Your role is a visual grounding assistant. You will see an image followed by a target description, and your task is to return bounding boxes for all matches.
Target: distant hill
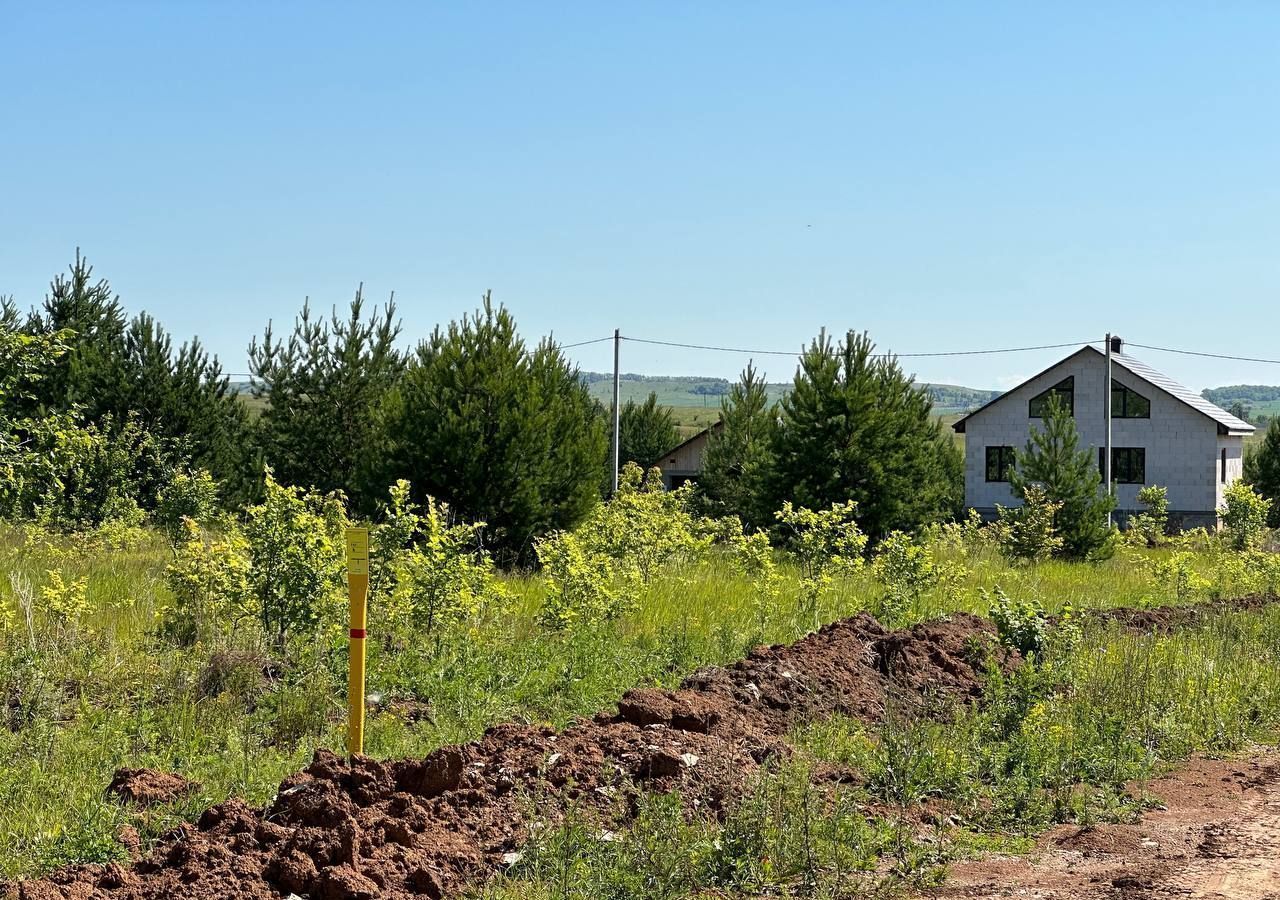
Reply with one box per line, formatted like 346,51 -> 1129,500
1202,385 -> 1280,424
580,373 -> 999,414
229,373 -> 1001,422
1202,385 -> 1280,406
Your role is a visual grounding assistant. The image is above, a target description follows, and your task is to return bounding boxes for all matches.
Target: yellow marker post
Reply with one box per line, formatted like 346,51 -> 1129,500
345,527 -> 370,757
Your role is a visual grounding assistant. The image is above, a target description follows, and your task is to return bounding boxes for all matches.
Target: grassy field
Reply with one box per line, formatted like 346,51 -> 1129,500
484,604 -> 1280,897
580,375 -> 996,414
2,510 -> 1278,884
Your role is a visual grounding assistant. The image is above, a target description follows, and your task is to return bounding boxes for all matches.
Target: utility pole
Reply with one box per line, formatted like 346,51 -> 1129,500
611,328 -> 621,495
1104,332 -> 1113,526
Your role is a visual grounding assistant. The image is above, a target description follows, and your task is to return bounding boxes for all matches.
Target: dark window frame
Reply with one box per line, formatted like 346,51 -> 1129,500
1029,376 -> 1075,418
1111,379 -> 1151,419
985,445 -> 1017,482
1222,448 -> 1228,483
1098,446 -> 1146,484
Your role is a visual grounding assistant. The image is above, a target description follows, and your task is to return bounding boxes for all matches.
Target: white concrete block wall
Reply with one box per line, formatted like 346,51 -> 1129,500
961,347 -> 1236,521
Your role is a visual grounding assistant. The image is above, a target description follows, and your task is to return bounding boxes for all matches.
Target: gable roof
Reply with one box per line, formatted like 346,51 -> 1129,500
660,419 -> 724,460
952,344 -> 1254,436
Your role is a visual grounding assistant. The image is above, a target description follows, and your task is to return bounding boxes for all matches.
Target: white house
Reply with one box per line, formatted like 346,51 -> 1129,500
953,341 -> 1254,529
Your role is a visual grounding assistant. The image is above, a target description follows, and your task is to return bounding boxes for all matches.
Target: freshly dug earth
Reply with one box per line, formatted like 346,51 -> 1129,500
106,769 -> 200,808
1081,593 -> 1277,634
8,612 -> 1005,900
927,747 -> 1280,899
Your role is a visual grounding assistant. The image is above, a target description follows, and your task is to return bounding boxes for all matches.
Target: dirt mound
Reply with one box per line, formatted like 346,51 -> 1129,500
1080,593 -> 1278,634
105,769 -> 200,808
11,611 -> 1011,900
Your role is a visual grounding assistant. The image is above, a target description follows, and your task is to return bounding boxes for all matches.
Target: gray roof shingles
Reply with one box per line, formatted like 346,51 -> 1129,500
1111,350 -> 1254,434
952,344 -> 1255,435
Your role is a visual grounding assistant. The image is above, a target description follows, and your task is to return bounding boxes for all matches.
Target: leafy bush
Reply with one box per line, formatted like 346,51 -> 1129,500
871,531 -> 937,624
3,412 -> 175,530
535,464 -> 718,631
381,487 -> 506,646
163,522 -> 254,646
578,463 -> 709,583
242,473 -> 348,647
996,485 -> 1063,563
774,500 -> 867,579
1127,485 -> 1169,547
1148,551 -> 1210,602
39,570 -> 89,634
985,587 -> 1051,658
536,529 -> 631,631
775,500 -> 868,624
1220,479 -> 1271,551
154,469 -> 220,545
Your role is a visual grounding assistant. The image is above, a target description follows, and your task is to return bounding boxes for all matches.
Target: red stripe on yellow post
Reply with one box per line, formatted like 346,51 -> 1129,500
345,528 -> 370,757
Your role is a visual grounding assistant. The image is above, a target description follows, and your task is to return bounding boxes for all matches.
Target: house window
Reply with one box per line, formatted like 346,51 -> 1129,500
1098,447 -> 1146,484
1222,448 -> 1227,483
1029,377 -> 1074,417
985,446 -> 1017,482
1112,380 -> 1150,418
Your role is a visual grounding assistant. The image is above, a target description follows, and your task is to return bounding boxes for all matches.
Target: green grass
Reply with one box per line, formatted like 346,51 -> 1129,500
0,525 -> 1273,880
483,605 -> 1280,898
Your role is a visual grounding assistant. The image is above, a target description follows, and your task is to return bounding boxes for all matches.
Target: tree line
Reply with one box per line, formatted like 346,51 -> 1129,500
18,251 -> 1178,563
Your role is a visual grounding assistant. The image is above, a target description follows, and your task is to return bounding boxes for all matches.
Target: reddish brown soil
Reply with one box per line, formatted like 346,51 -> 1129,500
105,769 -> 200,808
7,612 -> 1004,900
926,747 -> 1280,900
1078,593 -> 1277,633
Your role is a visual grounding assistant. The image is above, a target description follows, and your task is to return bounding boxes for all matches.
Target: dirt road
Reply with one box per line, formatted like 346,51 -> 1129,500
930,747 -> 1280,899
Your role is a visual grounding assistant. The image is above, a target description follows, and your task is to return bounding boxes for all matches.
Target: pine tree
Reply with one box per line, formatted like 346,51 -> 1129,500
1008,394 -> 1116,560
24,250 -> 128,416
249,287 -> 403,507
768,330 -> 962,538
381,294 -> 607,565
1244,418 -> 1280,527
700,361 -> 777,528
12,254 -> 252,501
618,392 -> 679,470
117,314 -> 254,502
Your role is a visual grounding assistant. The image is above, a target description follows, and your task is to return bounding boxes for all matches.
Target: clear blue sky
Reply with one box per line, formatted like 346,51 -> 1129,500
3,2 -> 1278,391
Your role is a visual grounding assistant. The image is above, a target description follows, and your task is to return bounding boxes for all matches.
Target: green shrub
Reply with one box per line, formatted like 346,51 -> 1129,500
996,485 -> 1063,563
4,413 -> 175,530
154,469 -> 220,546
986,587 -> 1050,658
871,531 -> 937,624
536,529 -> 630,631
775,500 -> 868,624
1220,479 -> 1271,550
163,522 -> 254,646
242,473 -> 347,647
383,489 -> 506,646
1128,485 -> 1169,547
579,463 -> 708,583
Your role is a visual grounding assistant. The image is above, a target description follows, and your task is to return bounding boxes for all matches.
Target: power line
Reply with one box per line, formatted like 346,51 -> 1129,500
1124,342 -> 1280,366
621,336 -> 801,357
558,335 -> 615,349
621,335 -> 1100,359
